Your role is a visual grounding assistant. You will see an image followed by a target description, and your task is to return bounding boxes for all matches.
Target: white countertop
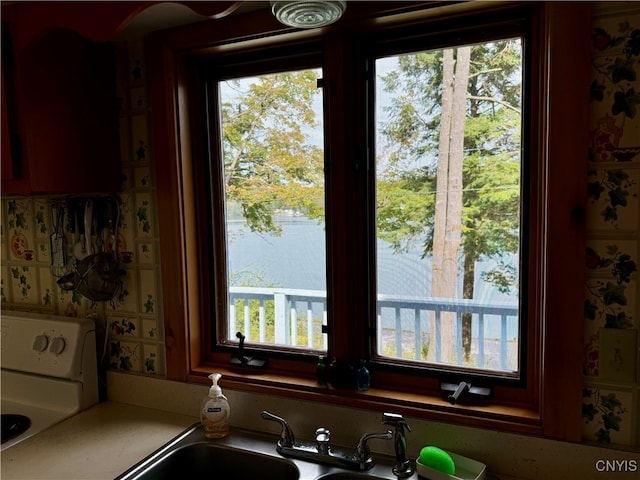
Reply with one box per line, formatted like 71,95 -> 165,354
0,402 -> 197,480
4,371 -> 638,480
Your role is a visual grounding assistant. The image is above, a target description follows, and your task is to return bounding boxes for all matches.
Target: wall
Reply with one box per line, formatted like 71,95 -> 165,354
582,4 -> 640,449
1,1 -> 639,457
1,41 -> 166,382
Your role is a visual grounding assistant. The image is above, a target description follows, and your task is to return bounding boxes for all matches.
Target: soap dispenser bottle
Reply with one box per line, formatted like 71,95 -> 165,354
200,373 -> 230,438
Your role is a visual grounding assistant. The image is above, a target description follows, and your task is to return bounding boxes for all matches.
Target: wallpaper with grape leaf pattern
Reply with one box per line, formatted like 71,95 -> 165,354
583,8 -> 640,448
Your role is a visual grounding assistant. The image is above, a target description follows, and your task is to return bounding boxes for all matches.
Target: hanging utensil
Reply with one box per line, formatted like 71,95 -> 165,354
104,196 -> 119,255
49,203 -> 67,277
57,196 -> 124,308
84,199 -> 94,257
73,200 -> 86,260
94,198 -> 104,253
57,251 -> 124,308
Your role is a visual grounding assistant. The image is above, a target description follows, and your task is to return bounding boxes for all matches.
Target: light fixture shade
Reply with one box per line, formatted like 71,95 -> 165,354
271,1 -> 346,28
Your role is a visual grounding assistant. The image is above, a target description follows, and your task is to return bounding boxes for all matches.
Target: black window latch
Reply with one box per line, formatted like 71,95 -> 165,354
441,381 -> 491,405
229,331 -> 269,369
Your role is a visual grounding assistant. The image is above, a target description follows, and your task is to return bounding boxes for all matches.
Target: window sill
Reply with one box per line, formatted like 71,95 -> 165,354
189,364 -> 542,437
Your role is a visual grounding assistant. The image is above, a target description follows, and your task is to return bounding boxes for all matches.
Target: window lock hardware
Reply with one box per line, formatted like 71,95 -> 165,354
441,381 -> 491,405
229,331 -> 269,368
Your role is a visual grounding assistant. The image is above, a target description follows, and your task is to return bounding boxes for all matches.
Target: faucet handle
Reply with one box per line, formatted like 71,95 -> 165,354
383,412 -> 411,432
315,427 -> 330,443
315,427 -> 331,454
261,411 -> 295,447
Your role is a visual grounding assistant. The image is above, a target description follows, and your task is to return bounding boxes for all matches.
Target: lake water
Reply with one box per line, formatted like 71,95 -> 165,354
227,216 -> 519,339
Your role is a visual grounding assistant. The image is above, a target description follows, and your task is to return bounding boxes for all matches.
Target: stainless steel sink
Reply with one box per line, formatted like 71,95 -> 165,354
115,424 -> 301,480
125,442 -> 299,480
116,423 -> 414,480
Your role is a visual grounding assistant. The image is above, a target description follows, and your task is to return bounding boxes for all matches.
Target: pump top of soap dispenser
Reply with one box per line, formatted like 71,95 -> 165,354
208,373 -> 224,397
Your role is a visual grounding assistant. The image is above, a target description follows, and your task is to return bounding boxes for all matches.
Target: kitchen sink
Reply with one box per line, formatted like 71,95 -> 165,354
115,424 -> 301,480
116,423 -> 414,480
122,442 -> 299,480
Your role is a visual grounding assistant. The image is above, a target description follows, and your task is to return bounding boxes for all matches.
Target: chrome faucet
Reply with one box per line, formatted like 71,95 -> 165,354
356,431 -> 396,466
261,411 -> 392,471
383,412 -> 414,478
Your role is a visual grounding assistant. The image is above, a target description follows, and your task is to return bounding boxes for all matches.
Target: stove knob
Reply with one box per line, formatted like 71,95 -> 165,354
32,334 -> 49,352
49,337 -> 66,355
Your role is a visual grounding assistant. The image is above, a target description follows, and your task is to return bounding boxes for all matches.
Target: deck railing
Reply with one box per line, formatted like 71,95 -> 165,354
229,286 -> 518,372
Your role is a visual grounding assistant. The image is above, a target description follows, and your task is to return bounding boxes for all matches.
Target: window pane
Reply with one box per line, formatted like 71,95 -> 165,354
218,68 -> 327,352
375,39 -> 522,374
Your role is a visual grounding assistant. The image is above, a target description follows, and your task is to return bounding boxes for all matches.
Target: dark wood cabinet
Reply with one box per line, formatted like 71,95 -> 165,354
1,1 -> 247,195
2,21 -> 23,189
1,22 -> 120,195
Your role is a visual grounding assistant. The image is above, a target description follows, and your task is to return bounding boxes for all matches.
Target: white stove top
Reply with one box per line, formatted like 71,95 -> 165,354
1,399 -> 77,451
1,311 -> 98,451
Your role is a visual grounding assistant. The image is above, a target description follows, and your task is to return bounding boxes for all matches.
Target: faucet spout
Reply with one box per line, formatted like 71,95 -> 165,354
261,410 -> 295,447
356,431 -> 393,458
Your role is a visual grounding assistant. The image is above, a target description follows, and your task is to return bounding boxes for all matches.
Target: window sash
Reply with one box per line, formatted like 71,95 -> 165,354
202,52 -> 328,356
366,27 -> 528,386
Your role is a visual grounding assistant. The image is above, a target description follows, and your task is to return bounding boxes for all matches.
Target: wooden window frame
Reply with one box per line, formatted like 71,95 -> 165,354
200,46 -> 326,359
148,2 -> 590,441
362,12 -> 530,390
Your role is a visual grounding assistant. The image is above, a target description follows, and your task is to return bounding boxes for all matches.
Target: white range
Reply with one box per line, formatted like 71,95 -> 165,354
1,310 -> 99,450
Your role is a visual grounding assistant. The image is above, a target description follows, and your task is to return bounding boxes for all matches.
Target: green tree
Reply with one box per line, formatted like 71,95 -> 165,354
377,40 -> 522,363
220,70 -> 324,235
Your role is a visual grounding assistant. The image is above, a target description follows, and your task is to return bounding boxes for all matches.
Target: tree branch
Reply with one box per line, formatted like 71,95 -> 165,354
466,94 -> 521,113
468,67 -> 502,79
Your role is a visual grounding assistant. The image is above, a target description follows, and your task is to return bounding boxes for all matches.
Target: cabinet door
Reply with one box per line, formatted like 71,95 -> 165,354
1,21 -> 28,191
2,66 -> 15,181
3,28 -> 120,195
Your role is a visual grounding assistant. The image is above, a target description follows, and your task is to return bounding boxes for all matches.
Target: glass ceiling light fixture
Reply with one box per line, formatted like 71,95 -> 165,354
271,1 -> 347,28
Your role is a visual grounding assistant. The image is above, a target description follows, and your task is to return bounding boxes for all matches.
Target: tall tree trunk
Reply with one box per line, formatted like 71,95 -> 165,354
462,248 -> 475,362
430,48 -> 454,362
430,46 -> 470,364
